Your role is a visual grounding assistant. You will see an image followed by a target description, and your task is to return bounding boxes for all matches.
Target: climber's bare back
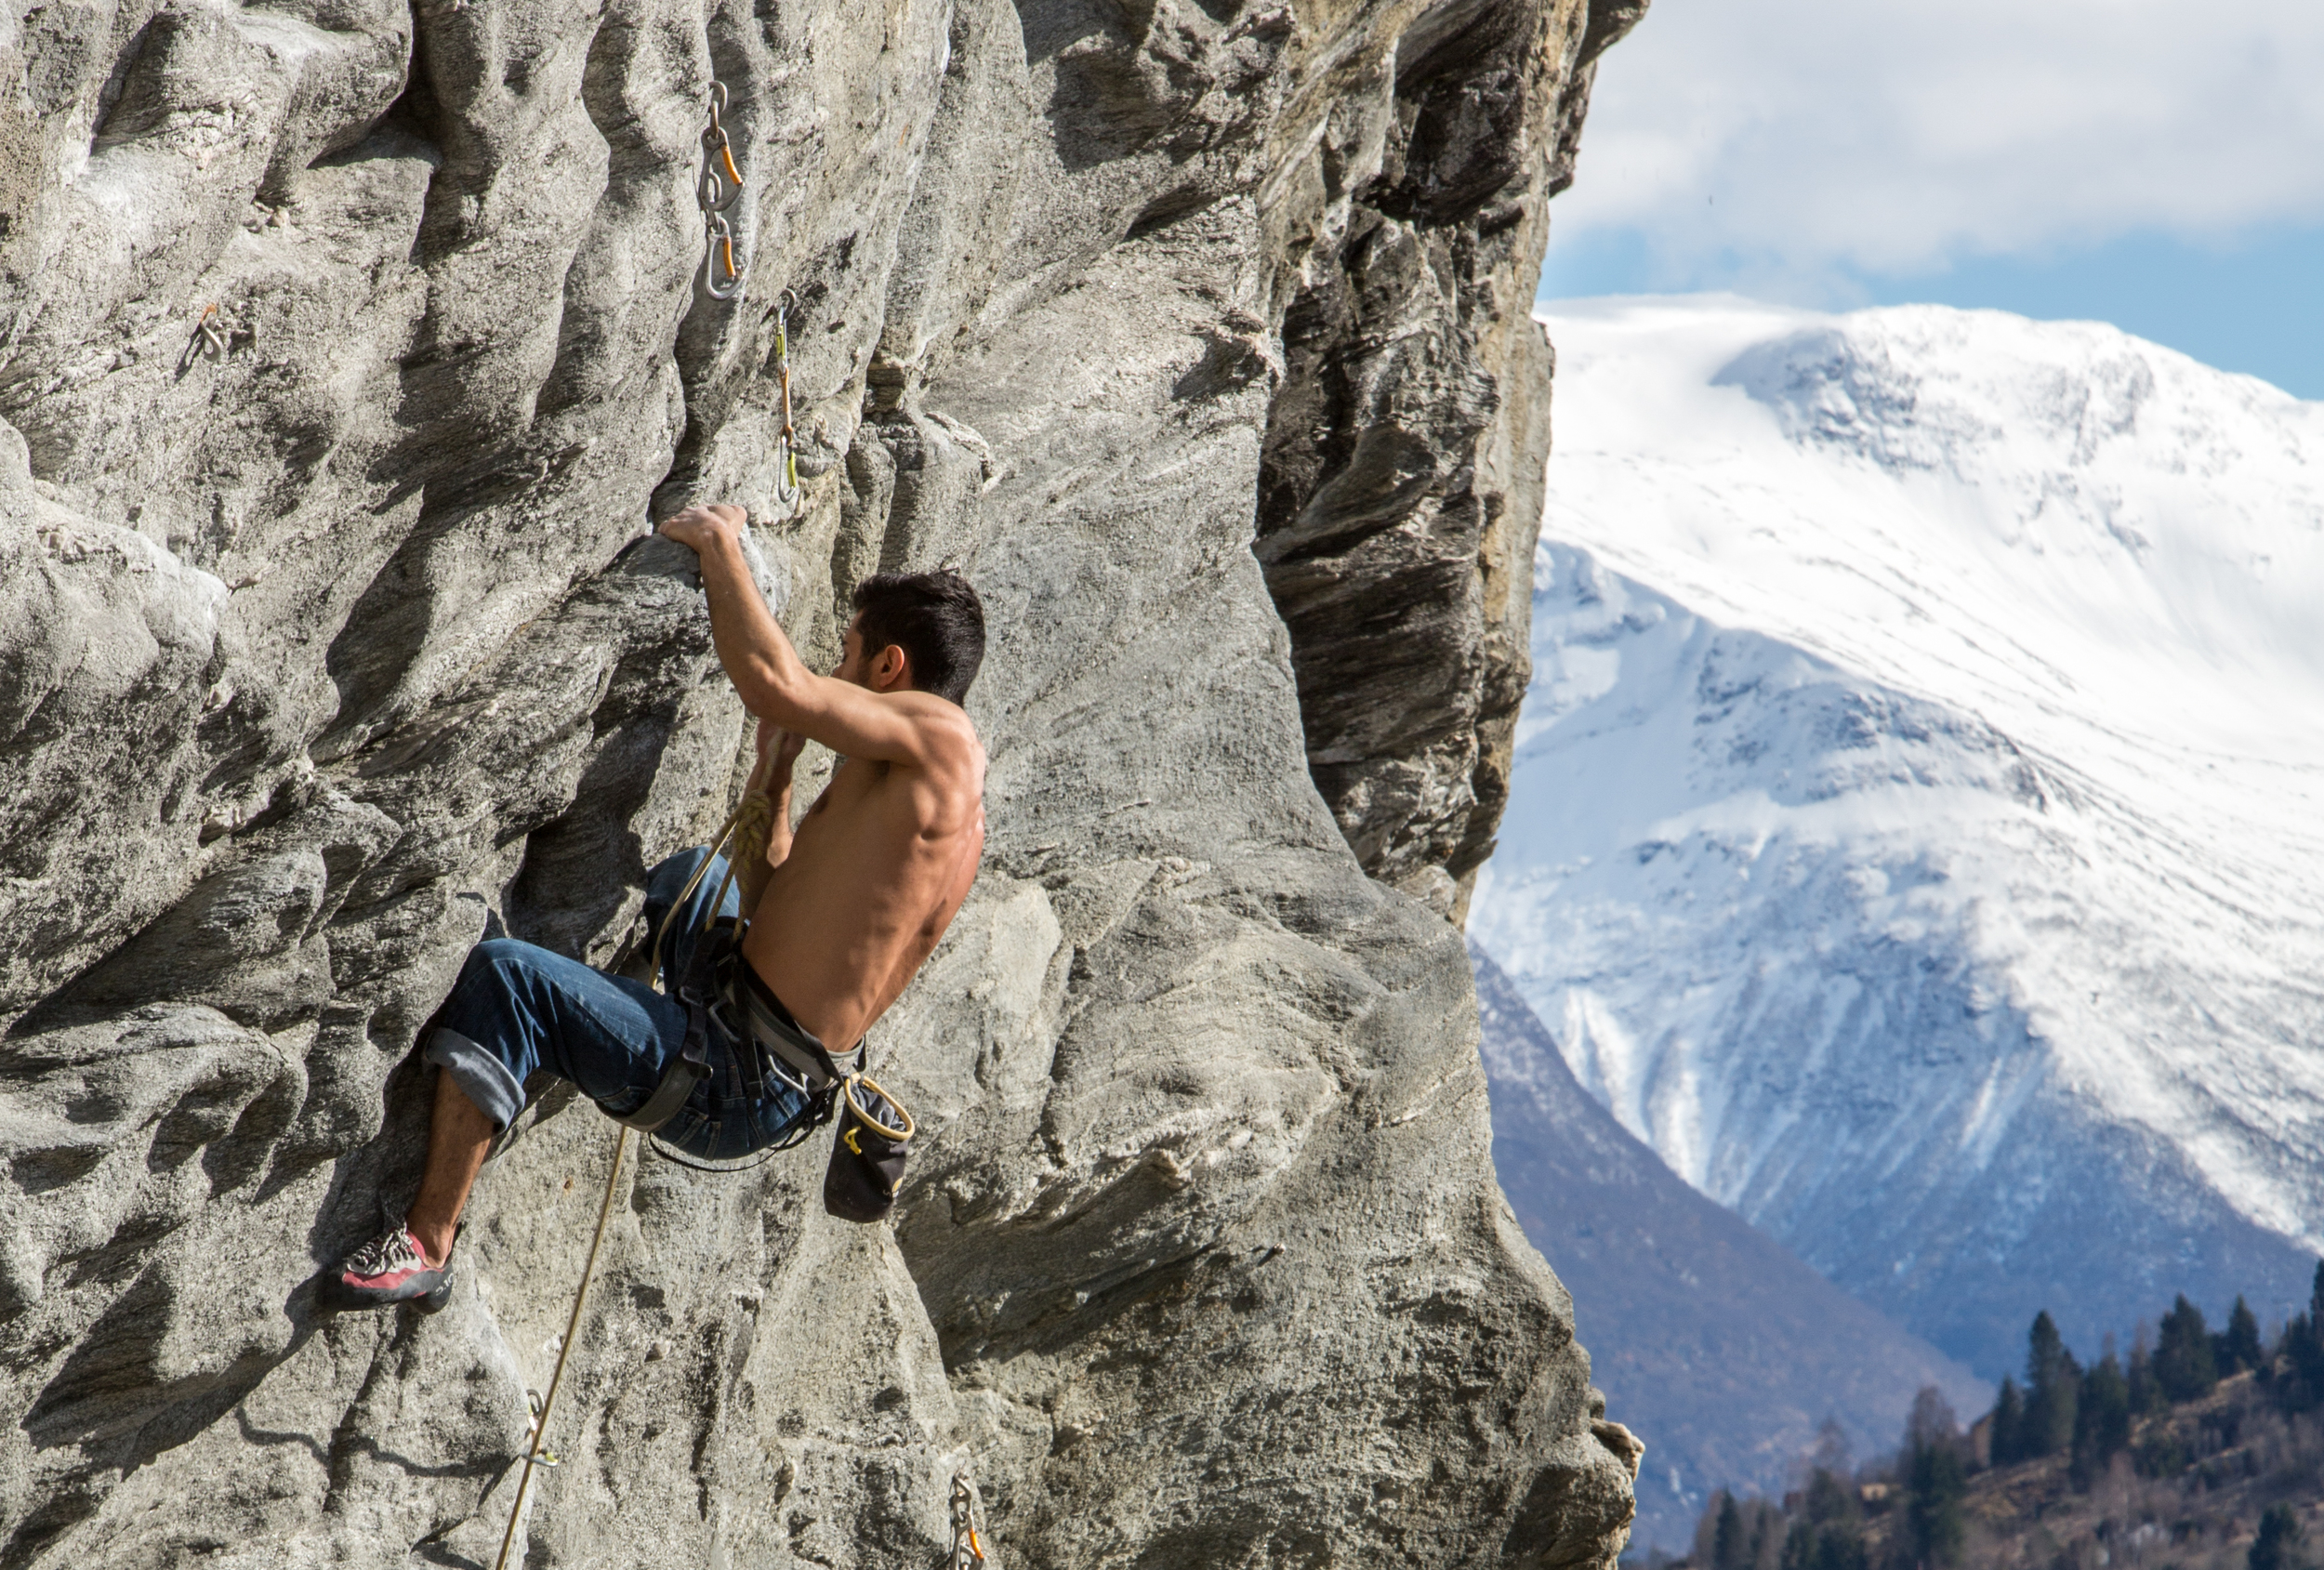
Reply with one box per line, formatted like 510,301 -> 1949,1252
744,709 -> 984,1049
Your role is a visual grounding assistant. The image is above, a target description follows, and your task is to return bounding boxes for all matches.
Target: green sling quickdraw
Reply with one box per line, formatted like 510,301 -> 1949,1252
772,288 -> 800,512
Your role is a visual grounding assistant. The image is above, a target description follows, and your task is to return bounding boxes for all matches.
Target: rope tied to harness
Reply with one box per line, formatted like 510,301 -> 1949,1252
488,745 -> 779,1562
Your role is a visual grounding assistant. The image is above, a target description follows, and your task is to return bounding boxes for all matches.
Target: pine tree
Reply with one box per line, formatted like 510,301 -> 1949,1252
2285,1262 -> 2324,1414
1782,1520 -> 1815,1570
1906,1435 -> 1969,1567
1751,1499 -> 1786,1570
1802,1469 -> 1858,1529
2025,1312 -> 2080,1457
1815,1528 -> 1868,1570
2250,1505 -> 2304,1570
2071,1347 -> 2131,1484
1713,1491 -> 1749,1570
1788,1471 -> 1867,1570
1905,1386 -> 1961,1455
2219,1296 -> 2265,1376
2284,1310 -> 2324,1413
2156,1295 -> 2219,1403
1989,1377 -> 2026,1466
2129,1326 -> 2167,1416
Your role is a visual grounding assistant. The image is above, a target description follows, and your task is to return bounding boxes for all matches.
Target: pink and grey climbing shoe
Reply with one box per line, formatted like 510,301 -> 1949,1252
322,1224 -> 452,1313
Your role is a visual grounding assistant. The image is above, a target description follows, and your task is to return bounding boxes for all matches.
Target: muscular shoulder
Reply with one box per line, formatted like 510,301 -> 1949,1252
884,692 -> 985,794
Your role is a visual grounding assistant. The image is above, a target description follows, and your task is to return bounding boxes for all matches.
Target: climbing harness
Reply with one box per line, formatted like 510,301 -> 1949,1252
772,289 -> 801,510
492,1123 -> 630,1570
950,1477 -> 988,1570
697,81 -> 746,301
627,749 -> 917,1200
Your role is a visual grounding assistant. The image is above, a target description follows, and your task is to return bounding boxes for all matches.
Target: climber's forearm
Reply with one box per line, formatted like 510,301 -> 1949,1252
764,777 -> 796,868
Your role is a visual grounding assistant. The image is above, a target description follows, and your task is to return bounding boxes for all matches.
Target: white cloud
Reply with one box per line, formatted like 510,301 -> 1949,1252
1556,0 -> 2324,287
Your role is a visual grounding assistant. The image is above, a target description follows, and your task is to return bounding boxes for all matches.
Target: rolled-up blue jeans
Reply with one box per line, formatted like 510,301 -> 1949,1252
423,849 -> 813,1160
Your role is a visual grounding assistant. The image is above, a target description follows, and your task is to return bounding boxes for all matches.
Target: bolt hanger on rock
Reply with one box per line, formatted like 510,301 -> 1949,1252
178,303 -> 230,373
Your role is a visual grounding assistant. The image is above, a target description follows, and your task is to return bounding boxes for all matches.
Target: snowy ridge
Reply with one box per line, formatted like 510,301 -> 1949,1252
1472,297 -> 2324,1371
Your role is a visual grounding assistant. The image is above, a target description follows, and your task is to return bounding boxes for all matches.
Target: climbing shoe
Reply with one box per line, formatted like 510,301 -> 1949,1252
322,1224 -> 453,1313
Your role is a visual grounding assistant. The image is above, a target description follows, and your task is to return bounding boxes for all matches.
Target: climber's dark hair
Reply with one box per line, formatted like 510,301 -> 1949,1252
850,570 -> 984,705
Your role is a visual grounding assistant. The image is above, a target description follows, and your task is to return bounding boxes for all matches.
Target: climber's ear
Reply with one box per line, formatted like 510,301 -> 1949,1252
867,641 -> 912,693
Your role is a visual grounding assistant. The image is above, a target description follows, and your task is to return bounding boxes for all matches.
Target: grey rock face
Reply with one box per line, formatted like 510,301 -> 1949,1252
0,0 -> 1641,1563
1254,0 -> 1644,919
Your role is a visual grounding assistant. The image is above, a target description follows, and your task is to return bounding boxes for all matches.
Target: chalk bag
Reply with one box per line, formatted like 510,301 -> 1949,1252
825,1075 -> 914,1223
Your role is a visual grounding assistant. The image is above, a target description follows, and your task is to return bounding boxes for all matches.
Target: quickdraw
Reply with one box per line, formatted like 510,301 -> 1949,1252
949,1476 -> 988,1570
195,303 -> 228,360
772,288 -> 800,509
698,81 -> 745,301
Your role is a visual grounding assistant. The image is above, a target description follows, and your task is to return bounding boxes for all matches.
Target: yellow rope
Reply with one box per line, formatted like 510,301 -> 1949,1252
494,1125 -> 631,1570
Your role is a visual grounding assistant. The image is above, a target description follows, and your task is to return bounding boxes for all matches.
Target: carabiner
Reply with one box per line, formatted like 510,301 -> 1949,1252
702,212 -> 744,300
697,162 -> 736,216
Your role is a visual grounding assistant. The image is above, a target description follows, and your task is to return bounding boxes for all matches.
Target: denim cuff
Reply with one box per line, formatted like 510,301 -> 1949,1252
423,1027 -> 526,1130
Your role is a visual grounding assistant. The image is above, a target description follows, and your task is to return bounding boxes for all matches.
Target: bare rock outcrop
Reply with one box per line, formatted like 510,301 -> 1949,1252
0,0 -> 1642,1563
1256,0 -> 1645,920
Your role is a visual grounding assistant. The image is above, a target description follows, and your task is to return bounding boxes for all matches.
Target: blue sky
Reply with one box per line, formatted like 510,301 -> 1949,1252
1544,0 -> 2324,400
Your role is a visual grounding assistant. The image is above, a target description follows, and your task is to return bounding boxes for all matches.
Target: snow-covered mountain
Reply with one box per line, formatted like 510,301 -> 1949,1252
1471,297 -> 2324,1375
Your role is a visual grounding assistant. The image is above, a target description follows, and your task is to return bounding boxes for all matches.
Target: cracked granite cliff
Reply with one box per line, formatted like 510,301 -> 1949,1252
0,0 -> 1647,1561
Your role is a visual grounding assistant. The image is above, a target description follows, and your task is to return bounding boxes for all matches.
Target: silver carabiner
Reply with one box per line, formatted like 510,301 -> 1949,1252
697,136 -> 742,214
702,211 -> 745,301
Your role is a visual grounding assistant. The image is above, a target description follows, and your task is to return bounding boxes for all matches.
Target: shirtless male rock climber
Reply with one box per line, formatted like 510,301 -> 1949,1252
324,503 -> 986,1310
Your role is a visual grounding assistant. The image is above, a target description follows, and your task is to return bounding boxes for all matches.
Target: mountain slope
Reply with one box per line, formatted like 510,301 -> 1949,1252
1472,297 -> 2324,1376
1473,944 -> 1986,1552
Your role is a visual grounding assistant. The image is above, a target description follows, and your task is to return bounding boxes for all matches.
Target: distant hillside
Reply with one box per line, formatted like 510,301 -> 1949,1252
1679,1284 -> 2324,1570
1474,945 -> 1986,1552
1887,1374 -> 2324,1570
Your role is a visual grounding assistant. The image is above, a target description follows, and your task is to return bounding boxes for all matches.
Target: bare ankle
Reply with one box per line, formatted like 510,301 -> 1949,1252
408,1220 -> 455,1268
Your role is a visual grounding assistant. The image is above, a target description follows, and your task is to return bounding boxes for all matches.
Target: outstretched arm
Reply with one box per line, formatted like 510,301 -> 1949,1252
659,504 -> 951,764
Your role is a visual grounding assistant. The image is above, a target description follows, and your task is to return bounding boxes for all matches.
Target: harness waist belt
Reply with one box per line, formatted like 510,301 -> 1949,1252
731,959 -> 858,1092
617,986 -> 712,1132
